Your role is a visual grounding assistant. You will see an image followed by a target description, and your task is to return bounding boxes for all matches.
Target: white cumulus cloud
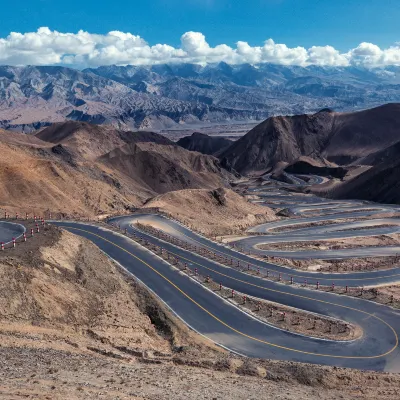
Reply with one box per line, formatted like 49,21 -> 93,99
0,27 -> 399,68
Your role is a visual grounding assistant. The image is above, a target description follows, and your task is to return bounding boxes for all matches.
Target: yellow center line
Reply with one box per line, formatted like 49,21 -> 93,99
61,225 -> 399,360
140,219 -> 400,282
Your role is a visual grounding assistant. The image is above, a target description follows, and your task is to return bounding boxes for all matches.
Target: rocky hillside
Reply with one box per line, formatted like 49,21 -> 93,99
177,132 -> 232,156
36,121 -> 173,160
2,63 -> 400,131
220,104 -> 400,173
145,187 -> 276,236
333,141 -> 400,204
285,157 -> 348,179
0,122 -> 234,217
99,142 -> 234,194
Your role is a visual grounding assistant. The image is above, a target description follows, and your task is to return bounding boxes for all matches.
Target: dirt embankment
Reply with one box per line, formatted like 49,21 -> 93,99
144,187 -> 277,236
258,234 -> 400,252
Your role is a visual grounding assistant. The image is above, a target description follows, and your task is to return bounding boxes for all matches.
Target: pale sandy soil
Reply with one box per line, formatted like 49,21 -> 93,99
258,234 -> 400,252
259,252 -> 400,273
268,217 -> 400,233
4,346 -> 400,400
144,188 -> 277,236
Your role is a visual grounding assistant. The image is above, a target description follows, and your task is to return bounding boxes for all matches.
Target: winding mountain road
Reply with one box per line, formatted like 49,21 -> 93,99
53,175 -> 400,371
47,221 -> 400,371
0,221 -> 26,243
2,173 -> 400,371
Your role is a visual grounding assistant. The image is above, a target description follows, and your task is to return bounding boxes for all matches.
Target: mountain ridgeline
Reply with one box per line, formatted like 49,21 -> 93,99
2,63 -> 400,131
0,121 -> 236,218
217,103 -> 400,173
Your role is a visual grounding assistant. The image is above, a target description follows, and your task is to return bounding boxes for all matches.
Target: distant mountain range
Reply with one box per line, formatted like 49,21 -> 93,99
2,63 -> 400,132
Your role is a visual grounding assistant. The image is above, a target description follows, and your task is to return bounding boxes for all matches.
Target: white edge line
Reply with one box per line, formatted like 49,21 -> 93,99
0,221 -> 26,245
90,222 -> 361,344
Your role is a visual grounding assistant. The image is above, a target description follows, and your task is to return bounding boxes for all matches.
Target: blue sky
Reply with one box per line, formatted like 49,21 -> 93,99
5,0 -> 399,50
0,0 -> 399,67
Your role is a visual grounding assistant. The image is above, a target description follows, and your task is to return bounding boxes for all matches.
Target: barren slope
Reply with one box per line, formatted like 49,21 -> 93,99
99,142 -> 234,194
285,156 -> 348,179
144,187 -> 277,236
221,103 -> 400,172
0,122 -> 237,218
332,146 -> 400,204
0,136 -> 143,217
36,121 -> 173,160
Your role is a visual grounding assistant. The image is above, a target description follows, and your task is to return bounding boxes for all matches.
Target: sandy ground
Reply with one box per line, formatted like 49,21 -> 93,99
260,253 -> 400,273
258,234 -> 400,252
144,188 -> 277,236
5,346 -> 400,400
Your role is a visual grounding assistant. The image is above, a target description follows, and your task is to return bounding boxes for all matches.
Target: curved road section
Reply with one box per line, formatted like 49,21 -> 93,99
0,221 -> 26,244
49,220 -> 400,372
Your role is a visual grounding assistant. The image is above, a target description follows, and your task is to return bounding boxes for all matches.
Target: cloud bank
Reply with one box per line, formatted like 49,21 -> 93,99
1,27 -> 400,68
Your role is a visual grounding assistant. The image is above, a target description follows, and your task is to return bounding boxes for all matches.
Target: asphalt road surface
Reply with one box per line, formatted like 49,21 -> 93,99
50,221 -> 400,372
0,221 -> 25,244
3,172 -> 400,371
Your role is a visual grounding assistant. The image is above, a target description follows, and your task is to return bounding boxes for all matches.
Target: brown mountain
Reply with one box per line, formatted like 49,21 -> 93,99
99,141 -> 234,194
36,121 -> 172,160
177,132 -> 233,156
285,156 -> 348,179
0,122 -> 234,217
333,141 -> 400,204
220,103 -> 400,173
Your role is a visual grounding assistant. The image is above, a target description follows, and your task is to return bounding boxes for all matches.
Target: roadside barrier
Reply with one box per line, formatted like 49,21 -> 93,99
74,218 -> 400,310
